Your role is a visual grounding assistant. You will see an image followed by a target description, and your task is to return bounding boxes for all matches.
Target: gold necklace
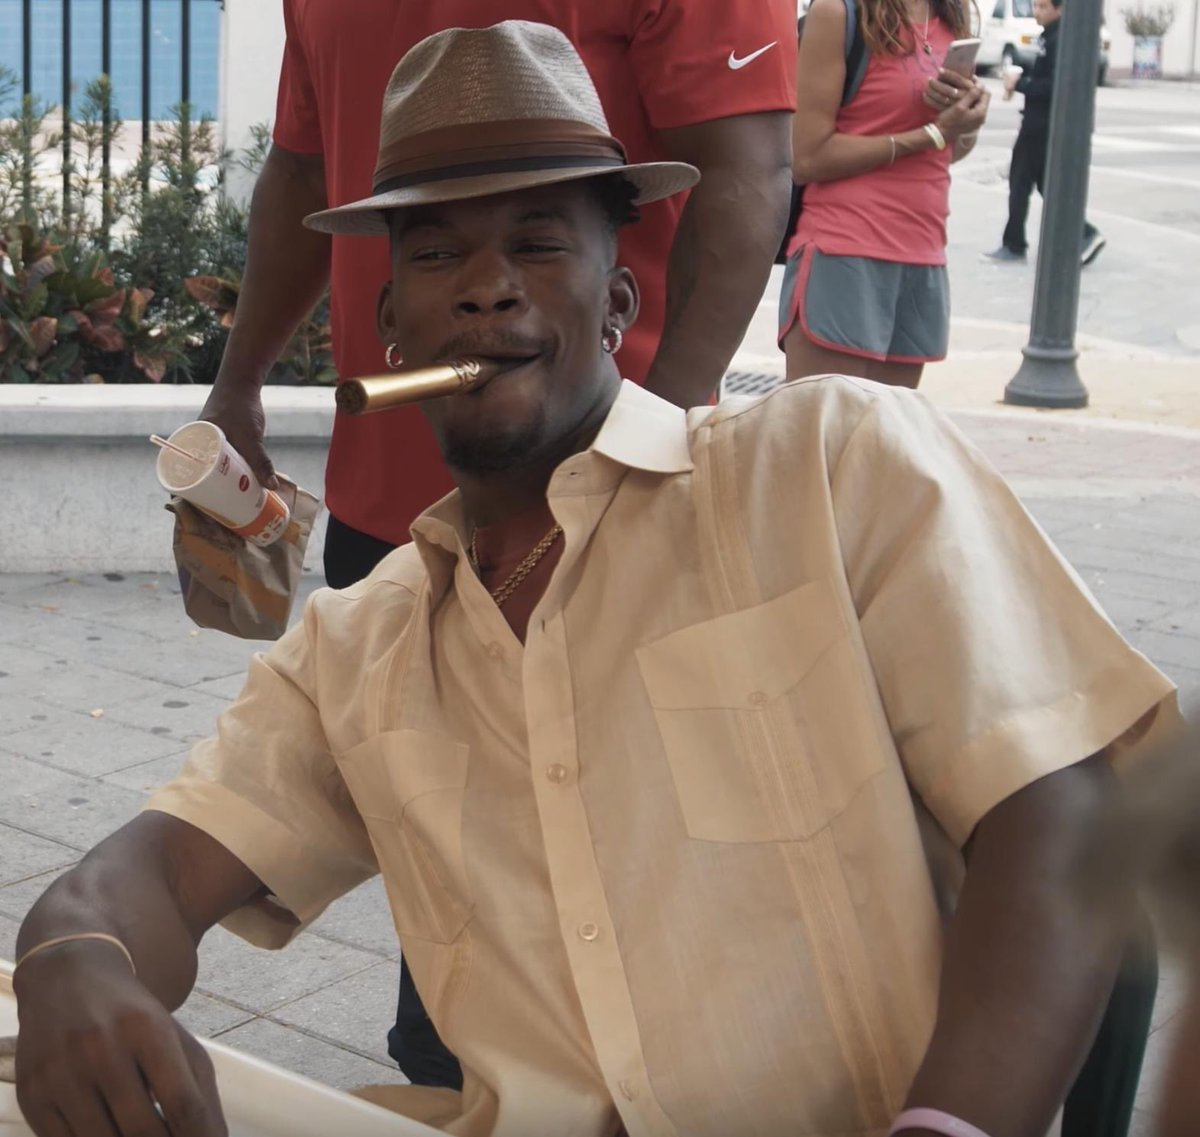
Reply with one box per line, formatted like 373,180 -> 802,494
470,523 -> 563,608
918,2 -> 933,52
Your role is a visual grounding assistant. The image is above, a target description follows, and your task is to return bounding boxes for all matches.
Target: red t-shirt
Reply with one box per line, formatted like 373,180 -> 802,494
274,0 -> 796,545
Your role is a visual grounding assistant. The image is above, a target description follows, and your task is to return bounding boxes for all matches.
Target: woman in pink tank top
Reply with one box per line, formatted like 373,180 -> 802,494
779,0 -> 990,388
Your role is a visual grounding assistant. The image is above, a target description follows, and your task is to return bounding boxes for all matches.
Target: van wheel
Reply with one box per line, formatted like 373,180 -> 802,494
1001,45 -> 1016,69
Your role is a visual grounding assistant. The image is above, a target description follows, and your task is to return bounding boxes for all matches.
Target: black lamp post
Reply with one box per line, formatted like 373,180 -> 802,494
1004,0 -> 1104,408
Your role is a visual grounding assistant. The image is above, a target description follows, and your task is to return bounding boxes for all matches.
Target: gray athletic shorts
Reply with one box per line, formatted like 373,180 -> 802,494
778,245 -> 950,363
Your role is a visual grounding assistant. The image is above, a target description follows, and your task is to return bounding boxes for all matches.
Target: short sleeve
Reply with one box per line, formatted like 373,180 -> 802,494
272,0 -> 324,156
144,600 -> 377,950
831,390 -> 1179,847
628,0 -> 797,130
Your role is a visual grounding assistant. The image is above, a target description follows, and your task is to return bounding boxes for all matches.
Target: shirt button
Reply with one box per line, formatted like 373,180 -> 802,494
546,764 -> 570,785
486,642 -> 503,660
619,1079 -> 638,1102
578,922 -> 600,942
748,690 -> 769,707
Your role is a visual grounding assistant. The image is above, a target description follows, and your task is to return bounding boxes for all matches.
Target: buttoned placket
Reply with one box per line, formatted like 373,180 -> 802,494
518,457 -> 676,1137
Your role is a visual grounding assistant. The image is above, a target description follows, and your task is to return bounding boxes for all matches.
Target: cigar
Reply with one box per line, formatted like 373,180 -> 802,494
336,358 -> 497,415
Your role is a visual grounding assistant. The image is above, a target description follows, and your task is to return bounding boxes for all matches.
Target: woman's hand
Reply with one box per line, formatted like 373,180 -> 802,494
936,82 -> 991,143
923,68 -> 974,114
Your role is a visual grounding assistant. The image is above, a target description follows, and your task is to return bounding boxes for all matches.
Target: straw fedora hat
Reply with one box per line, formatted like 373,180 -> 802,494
305,20 -> 699,237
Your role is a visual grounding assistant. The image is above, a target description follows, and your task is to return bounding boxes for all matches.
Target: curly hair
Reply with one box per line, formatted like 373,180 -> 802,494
860,0 -> 972,56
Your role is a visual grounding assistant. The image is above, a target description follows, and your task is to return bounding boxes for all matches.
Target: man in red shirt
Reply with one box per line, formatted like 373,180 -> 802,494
203,0 -> 794,567
200,0 -> 794,1090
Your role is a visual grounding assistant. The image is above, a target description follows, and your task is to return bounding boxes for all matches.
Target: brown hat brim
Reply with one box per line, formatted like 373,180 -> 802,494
304,160 -> 699,237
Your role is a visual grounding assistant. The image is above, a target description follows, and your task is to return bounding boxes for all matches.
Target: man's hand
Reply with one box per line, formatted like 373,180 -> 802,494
200,381 -> 277,491
12,813 -> 265,1134
14,946 -> 226,1136
199,143 -> 332,490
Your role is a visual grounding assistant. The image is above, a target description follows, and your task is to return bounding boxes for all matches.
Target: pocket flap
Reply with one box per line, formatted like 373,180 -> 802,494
337,729 -> 469,821
636,579 -> 845,710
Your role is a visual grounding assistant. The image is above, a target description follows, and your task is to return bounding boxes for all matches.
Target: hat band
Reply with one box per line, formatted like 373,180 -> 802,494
373,118 -> 626,188
373,152 -> 625,195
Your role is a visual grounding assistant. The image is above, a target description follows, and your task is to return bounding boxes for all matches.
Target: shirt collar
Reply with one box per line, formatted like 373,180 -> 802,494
587,380 -> 694,474
409,380 -> 694,601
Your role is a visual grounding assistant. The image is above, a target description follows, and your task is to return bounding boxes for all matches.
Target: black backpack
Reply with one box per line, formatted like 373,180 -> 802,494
775,0 -> 869,264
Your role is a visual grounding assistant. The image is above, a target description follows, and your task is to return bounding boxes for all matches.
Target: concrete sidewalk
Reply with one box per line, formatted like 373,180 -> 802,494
1,400 -> 1198,1134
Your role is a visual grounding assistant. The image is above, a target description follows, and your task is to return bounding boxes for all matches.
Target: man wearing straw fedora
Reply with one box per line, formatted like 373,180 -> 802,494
11,22 -> 1182,1137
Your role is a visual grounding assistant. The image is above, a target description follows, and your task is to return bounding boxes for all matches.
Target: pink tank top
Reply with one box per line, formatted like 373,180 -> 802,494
791,20 -> 955,266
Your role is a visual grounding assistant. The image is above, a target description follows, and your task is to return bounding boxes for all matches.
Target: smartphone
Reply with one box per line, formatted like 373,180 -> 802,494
942,37 -> 982,77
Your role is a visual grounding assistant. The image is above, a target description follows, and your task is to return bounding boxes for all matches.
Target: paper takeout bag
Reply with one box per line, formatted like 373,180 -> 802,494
166,475 -> 322,641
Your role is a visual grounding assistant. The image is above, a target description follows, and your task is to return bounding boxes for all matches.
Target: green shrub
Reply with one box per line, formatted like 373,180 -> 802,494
0,68 -> 334,385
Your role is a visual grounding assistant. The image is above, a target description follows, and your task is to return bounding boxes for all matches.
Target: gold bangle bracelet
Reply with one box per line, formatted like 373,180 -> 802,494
14,933 -> 137,977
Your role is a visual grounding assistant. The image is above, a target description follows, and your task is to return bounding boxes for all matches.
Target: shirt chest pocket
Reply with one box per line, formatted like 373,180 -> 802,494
335,729 -> 473,944
636,579 -> 884,843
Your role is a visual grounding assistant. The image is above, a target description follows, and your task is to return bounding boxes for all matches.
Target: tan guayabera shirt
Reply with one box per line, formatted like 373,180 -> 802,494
147,379 -> 1177,1137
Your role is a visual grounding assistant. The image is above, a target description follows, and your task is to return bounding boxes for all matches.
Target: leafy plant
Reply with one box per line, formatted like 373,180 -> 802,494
0,223 -> 189,382
184,273 -> 336,385
1123,4 -> 1175,36
0,67 -> 335,384
0,67 -> 62,230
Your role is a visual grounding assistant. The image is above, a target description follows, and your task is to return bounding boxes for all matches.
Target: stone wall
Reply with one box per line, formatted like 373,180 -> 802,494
0,386 -> 332,573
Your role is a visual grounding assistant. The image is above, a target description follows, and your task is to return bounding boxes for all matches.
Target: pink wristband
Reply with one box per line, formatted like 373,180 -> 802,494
887,1108 -> 993,1137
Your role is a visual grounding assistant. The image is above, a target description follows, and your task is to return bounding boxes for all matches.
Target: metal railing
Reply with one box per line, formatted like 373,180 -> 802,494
5,0 -> 207,228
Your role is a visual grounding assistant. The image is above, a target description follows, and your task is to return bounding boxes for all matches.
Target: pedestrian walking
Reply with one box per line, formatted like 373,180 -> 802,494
781,0 -> 990,389
983,0 -> 1105,265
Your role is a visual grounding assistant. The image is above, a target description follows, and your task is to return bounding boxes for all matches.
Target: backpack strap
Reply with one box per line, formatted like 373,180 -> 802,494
841,0 -> 869,106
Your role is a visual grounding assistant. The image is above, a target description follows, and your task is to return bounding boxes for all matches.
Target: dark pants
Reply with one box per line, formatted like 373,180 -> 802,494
324,513 -> 465,1091
1002,126 -> 1099,255
1062,921 -> 1159,1137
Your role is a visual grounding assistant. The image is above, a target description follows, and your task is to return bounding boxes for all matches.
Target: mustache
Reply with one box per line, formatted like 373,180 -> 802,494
434,329 -> 551,360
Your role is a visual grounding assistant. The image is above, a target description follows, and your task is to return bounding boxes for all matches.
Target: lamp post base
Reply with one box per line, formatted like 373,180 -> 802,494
1004,344 -> 1089,408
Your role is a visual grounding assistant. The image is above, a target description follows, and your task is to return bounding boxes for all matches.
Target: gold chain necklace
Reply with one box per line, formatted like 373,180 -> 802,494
469,523 -> 563,608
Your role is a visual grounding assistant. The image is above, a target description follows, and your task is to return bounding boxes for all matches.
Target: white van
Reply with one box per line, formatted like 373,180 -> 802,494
975,0 -> 1042,71
974,0 -> 1112,83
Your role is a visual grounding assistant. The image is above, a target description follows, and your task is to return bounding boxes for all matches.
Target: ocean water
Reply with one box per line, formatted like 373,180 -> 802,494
0,0 -> 220,120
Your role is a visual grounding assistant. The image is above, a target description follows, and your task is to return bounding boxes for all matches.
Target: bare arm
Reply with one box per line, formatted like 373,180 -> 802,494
13,812 -> 263,1136
903,755 -> 1128,1136
200,143 -> 331,488
793,0 -> 988,185
642,111 -> 792,408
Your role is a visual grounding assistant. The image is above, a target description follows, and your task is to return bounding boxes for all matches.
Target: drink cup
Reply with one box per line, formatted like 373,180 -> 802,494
156,420 -> 290,547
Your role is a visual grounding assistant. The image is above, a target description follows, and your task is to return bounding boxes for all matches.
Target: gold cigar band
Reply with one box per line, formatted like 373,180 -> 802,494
336,358 -> 495,415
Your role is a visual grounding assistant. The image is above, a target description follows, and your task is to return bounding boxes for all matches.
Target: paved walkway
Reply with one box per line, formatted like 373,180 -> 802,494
1,404 -> 1198,1133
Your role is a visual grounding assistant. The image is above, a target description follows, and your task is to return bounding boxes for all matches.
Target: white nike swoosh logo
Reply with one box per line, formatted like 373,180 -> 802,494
728,42 -> 777,70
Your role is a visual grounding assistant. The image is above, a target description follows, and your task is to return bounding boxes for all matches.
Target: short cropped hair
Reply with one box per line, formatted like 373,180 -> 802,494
587,173 -> 642,240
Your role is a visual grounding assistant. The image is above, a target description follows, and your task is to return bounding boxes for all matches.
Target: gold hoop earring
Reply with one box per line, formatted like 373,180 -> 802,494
385,343 -> 404,370
602,327 -> 623,355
